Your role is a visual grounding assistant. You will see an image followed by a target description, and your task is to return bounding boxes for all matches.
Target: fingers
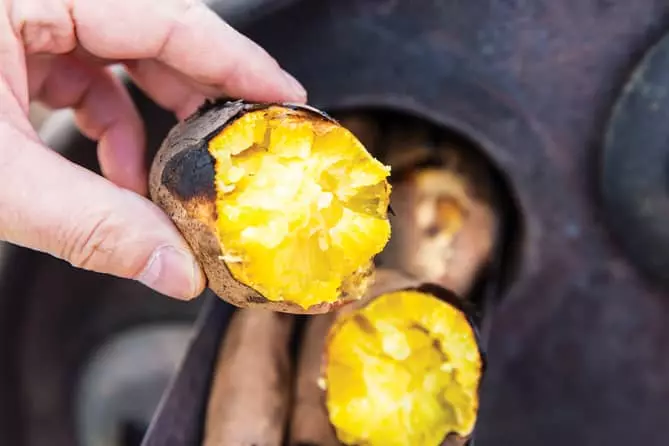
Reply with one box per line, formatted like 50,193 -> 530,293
0,118 -> 205,300
10,0 -> 307,103
28,54 -> 148,194
0,0 -> 305,303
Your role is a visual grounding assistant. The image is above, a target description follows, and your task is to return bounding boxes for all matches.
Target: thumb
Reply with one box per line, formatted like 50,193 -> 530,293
0,120 -> 205,300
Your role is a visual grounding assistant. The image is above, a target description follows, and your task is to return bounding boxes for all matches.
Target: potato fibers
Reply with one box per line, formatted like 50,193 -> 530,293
149,101 -> 392,313
323,288 -> 483,446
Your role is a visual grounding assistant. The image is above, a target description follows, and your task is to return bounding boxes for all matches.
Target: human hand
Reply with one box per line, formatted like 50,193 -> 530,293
0,0 -> 306,300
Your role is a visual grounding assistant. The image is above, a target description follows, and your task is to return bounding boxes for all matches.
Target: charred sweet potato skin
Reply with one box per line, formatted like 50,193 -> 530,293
149,100 -> 352,313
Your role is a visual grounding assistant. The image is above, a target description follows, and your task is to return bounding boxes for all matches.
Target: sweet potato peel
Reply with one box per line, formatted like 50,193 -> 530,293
203,309 -> 295,446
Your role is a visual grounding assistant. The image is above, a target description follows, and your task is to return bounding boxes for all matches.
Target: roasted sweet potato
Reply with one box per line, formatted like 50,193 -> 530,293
287,268 -> 483,446
203,309 -> 295,446
289,313 -> 340,446
322,274 -> 484,446
149,100 -> 392,313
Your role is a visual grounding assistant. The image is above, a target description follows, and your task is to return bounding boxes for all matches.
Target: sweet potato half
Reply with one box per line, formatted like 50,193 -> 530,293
322,274 -> 485,446
149,100 -> 392,313
203,309 -> 295,446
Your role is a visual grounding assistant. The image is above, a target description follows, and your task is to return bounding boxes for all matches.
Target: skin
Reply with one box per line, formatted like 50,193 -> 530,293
289,313 -> 340,446
0,0 -> 306,300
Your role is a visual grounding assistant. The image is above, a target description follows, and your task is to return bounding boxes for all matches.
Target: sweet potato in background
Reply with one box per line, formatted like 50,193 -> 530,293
203,309 -> 295,446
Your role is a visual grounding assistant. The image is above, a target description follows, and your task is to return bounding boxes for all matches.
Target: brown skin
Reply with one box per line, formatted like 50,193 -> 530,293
148,100 -> 356,314
441,433 -> 471,446
289,313 -> 340,446
203,308 -> 295,446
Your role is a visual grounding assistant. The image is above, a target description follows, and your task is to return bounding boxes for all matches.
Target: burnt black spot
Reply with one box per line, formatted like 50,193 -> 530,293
161,142 -> 216,202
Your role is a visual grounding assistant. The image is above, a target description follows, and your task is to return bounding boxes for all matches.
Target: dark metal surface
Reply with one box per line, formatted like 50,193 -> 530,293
602,33 -> 669,288
144,1 -> 669,445
205,0 -> 302,28
141,295 -> 234,446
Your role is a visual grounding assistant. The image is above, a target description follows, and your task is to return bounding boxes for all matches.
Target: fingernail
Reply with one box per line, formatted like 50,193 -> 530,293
137,245 -> 203,300
282,70 -> 307,102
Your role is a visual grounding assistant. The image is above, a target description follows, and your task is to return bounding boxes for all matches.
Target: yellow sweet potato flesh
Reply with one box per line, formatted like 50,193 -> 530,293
207,106 -> 391,309
324,289 -> 482,446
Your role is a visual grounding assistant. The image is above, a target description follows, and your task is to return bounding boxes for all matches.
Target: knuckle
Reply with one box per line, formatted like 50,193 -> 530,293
216,54 -> 245,90
59,210 -> 146,278
10,0 -> 76,54
154,0 -> 199,61
61,211 -> 115,270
